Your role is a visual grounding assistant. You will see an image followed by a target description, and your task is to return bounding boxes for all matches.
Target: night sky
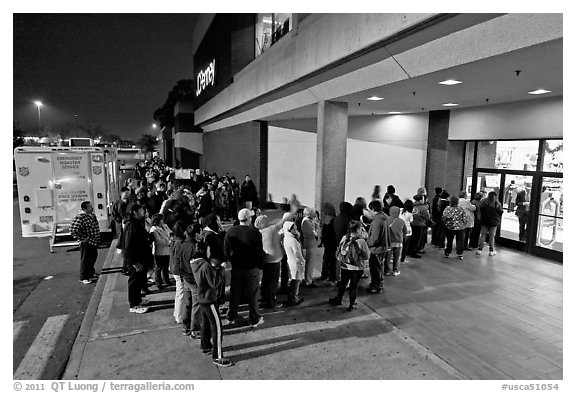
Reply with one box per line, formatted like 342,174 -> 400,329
13,14 -> 199,140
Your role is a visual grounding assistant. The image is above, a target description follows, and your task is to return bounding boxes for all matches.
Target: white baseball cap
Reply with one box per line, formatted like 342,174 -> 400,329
238,208 -> 255,221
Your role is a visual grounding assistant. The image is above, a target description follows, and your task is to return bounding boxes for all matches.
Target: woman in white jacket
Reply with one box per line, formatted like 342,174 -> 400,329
282,221 -> 305,306
150,214 -> 172,289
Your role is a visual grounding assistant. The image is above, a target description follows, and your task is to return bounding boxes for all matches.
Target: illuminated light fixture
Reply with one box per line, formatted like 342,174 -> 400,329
442,103 -> 459,107
528,89 -> 551,95
439,79 -> 462,85
388,111 -> 402,114
367,96 -> 384,101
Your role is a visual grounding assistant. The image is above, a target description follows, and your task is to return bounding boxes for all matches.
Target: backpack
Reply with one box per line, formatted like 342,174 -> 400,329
336,236 -> 365,269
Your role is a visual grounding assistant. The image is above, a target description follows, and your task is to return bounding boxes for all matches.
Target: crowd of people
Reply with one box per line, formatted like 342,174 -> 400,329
70,156 -> 506,368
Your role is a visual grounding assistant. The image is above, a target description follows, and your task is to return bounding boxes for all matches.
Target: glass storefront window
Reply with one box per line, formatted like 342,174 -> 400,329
255,13 -> 292,57
477,140 -> 539,171
255,13 -> 273,57
463,141 -> 475,195
537,177 -> 563,251
543,139 -> 563,173
272,13 -> 292,44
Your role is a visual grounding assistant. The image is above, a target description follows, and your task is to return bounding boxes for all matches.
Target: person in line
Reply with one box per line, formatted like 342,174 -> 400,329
386,206 -> 407,275
366,200 -> 390,294
442,196 -> 468,260
333,202 -> 355,283
282,220 -> 306,306
70,201 -> 100,284
150,214 -> 171,290
255,213 -> 293,309
476,191 -> 504,256
409,194 -> 430,258
123,204 -> 154,314
468,192 -> 485,249
371,185 -> 382,201
430,187 -> 444,247
223,208 -> 264,328
515,187 -> 531,242
178,223 -> 203,339
301,207 -> 319,287
435,190 -> 451,248
384,185 -> 404,211
400,200 -> 414,263
191,241 -> 234,367
111,187 -> 132,240
458,191 -> 477,251
329,220 -> 371,311
319,203 -> 338,282
240,175 -> 258,209
170,221 -> 186,324
200,213 -> 226,263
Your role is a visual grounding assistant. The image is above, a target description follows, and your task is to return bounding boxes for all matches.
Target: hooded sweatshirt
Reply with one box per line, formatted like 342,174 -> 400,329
367,211 -> 391,254
191,258 -> 226,305
388,206 -> 407,246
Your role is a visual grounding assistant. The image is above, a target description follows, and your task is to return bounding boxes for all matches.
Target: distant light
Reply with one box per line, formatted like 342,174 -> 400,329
34,101 -> 43,107
442,103 -> 459,107
388,111 -> 402,115
152,124 -> 157,129
367,96 -> 384,101
439,79 -> 462,85
528,89 -> 551,95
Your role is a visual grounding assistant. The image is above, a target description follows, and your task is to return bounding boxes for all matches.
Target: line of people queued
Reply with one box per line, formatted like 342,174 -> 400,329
70,157 -> 505,368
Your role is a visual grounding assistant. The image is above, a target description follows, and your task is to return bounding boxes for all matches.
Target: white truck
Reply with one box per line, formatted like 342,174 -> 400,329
14,146 -> 117,251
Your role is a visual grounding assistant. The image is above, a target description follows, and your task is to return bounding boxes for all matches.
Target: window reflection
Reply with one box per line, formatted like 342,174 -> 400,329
543,140 -> 563,173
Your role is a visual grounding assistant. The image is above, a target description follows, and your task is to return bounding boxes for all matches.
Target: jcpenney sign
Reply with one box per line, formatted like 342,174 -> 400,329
196,60 -> 216,97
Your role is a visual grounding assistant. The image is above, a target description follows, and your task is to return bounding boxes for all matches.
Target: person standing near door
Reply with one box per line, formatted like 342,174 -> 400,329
515,187 -> 531,242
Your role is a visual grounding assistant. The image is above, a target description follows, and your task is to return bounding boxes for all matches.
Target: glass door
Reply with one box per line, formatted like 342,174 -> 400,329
535,177 -> 563,253
500,174 -> 534,243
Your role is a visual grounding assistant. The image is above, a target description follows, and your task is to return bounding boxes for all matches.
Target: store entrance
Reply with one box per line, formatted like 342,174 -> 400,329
473,169 -> 563,262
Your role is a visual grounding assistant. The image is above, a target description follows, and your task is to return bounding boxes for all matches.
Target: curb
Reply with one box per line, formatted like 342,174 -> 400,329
61,239 -> 119,380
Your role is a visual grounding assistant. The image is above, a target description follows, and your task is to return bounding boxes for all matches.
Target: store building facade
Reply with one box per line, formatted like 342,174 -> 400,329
190,13 -> 563,260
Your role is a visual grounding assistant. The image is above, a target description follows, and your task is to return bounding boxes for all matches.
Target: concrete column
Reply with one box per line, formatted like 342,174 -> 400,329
315,101 -> 348,212
425,110 -> 465,195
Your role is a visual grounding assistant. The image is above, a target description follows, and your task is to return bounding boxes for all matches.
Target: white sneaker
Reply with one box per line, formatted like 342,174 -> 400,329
475,250 -> 482,255
489,251 -> 497,256
250,317 -> 264,328
130,306 -> 148,314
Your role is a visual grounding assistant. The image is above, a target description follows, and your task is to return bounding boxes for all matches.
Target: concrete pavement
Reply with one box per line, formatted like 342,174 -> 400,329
63,218 -> 463,380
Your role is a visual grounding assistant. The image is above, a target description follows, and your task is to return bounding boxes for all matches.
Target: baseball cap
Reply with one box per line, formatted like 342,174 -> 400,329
238,208 -> 255,221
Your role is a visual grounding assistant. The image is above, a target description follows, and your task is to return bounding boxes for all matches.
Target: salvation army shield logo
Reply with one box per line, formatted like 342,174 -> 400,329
18,167 -> 29,177
92,166 -> 102,175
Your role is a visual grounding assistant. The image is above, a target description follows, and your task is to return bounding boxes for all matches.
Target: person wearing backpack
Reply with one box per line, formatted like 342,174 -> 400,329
329,220 -> 371,311
386,206 -> 407,276
366,200 -> 390,294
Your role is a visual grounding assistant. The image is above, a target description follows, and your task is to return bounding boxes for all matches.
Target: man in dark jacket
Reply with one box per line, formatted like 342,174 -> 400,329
123,204 -> 153,314
111,187 -> 132,240
223,208 -> 264,328
383,185 -> 404,214
178,223 -> 202,338
239,175 -> 258,209
366,200 -> 390,293
191,241 -> 233,367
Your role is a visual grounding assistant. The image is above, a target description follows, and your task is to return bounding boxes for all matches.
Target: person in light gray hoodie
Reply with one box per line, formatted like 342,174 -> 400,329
386,206 -> 407,276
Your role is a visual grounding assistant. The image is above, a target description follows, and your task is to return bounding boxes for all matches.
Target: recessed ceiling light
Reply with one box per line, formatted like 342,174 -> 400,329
439,79 -> 462,85
367,96 -> 384,101
388,111 -> 402,114
528,89 -> 551,95
442,103 -> 459,107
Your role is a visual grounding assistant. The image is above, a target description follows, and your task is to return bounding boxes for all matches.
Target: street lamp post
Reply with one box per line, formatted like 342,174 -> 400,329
34,101 -> 43,129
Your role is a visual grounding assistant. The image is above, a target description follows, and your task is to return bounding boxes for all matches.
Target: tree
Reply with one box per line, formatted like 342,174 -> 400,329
138,134 -> 158,160
13,123 -> 25,150
152,79 -> 194,129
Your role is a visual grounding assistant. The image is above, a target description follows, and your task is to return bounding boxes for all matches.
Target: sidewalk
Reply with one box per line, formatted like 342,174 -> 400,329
63,220 -> 462,380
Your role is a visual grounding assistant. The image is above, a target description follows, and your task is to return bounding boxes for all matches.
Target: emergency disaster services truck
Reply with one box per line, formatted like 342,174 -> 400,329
14,146 -> 120,251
